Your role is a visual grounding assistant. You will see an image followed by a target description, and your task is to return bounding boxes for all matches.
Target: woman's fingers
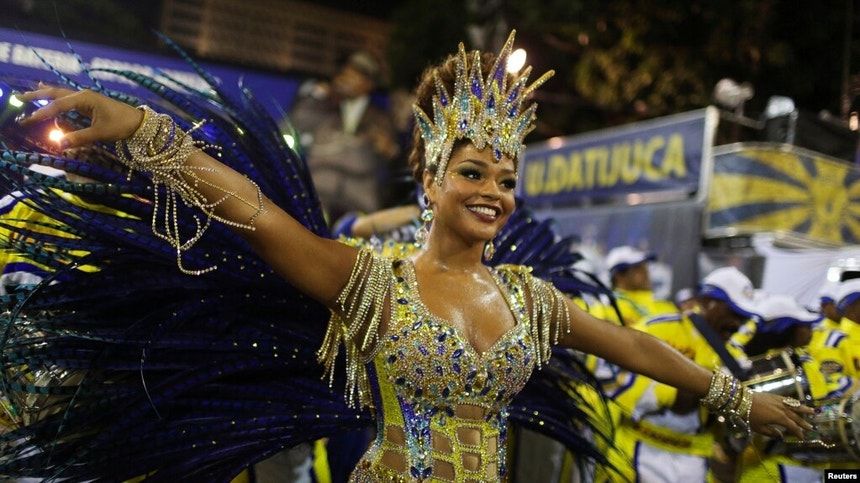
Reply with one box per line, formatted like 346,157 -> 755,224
784,411 -> 811,439
749,392 -> 817,440
15,85 -> 144,146
779,396 -> 815,438
757,423 -> 785,439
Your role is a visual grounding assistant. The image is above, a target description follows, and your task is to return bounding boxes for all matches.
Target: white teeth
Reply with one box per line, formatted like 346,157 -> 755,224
469,206 -> 497,217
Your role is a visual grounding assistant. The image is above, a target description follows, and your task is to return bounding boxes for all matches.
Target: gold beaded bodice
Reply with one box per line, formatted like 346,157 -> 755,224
319,248 -> 572,482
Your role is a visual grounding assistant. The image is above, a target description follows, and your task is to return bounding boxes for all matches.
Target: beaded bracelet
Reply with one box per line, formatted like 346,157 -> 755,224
115,105 -> 265,275
700,370 -> 753,438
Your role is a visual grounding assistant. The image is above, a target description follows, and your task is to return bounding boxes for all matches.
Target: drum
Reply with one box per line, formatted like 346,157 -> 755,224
743,349 -> 810,403
779,393 -> 860,462
743,349 -> 860,461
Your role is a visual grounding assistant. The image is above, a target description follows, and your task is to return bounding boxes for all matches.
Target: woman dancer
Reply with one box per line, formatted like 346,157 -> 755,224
9,31 -> 812,481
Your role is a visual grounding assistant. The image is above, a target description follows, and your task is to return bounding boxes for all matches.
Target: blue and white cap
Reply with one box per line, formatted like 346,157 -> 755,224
698,267 -> 759,320
606,246 -> 656,275
837,279 -> 860,312
756,293 -> 822,333
818,280 -> 839,305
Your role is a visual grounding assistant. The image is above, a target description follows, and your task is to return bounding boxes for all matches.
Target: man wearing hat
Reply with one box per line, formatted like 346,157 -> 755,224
604,245 -> 678,326
284,50 -> 400,222
674,287 -> 699,315
737,293 -> 859,481
816,279 -> 842,332
743,293 -> 820,356
836,278 -> 860,377
806,279 -> 853,380
603,266 -> 759,482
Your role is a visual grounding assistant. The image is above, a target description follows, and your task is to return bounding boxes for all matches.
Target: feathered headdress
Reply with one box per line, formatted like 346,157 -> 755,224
413,30 -> 554,185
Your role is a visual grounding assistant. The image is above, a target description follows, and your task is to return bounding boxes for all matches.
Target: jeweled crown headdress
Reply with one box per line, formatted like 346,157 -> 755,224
413,30 -> 554,185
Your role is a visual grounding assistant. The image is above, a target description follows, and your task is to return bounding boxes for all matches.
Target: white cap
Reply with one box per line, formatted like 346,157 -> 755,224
818,280 -> 839,304
837,279 -> 860,311
698,267 -> 759,319
674,287 -> 695,305
605,246 -> 656,274
756,293 -> 822,333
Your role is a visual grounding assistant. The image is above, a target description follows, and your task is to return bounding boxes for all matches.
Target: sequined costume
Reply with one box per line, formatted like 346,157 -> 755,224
318,249 -> 570,481
0,37 -> 618,482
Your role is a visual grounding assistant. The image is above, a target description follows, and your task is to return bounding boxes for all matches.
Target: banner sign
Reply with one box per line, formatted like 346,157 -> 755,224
519,107 -> 716,207
0,28 -> 299,120
706,143 -> 860,246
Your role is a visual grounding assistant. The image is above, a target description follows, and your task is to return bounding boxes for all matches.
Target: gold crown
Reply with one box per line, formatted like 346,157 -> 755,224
413,30 -> 554,185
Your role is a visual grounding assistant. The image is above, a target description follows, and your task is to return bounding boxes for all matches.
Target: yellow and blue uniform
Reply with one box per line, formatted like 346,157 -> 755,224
614,288 -> 679,327
839,318 -> 860,378
584,292 -> 681,482
820,315 -> 843,333
602,312 -> 747,483
0,188 -> 135,294
737,343 -> 860,482
809,322 -> 854,383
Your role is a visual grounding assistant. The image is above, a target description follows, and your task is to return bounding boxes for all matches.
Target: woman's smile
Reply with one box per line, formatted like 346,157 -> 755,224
467,204 -> 500,220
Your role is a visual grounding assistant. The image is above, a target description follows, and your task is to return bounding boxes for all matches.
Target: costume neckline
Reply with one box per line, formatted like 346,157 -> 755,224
401,259 -> 523,359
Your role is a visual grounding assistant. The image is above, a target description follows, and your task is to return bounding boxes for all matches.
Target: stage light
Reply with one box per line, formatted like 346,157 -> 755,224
713,78 -> 754,115
507,48 -> 526,74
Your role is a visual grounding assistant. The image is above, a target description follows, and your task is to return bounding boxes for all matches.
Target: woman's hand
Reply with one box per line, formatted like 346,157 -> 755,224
749,392 -> 815,438
16,83 -> 144,148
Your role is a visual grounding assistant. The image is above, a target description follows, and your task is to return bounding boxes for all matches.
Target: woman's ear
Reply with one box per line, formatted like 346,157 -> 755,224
421,168 -> 436,203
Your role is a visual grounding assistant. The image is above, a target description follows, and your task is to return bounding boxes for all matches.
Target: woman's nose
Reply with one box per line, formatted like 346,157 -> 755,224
479,180 -> 501,198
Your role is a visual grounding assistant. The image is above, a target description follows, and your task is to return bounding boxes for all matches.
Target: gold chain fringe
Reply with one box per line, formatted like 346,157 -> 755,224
115,105 -> 265,275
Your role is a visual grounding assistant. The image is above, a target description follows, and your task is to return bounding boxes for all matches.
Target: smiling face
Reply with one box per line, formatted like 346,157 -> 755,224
422,142 -> 517,247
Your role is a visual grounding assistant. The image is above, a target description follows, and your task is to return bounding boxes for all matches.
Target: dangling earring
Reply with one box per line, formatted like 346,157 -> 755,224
414,195 -> 433,248
483,240 -> 496,262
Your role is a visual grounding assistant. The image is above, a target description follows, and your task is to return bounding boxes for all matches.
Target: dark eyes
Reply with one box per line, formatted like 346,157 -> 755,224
459,168 -> 482,180
456,168 -> 517,189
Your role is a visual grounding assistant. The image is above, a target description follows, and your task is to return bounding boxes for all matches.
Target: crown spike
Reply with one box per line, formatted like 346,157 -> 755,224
413,30 -> 555,185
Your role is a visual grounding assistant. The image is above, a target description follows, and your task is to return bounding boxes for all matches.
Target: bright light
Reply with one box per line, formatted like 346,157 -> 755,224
282,133 -> 296,149
49,129 -> 65,143
9,95 -> 24,108
507,48 -> 527,74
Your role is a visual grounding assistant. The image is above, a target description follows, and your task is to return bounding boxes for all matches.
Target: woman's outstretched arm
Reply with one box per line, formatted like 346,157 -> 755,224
559,301 -> 815,439
17,84 -> 357,306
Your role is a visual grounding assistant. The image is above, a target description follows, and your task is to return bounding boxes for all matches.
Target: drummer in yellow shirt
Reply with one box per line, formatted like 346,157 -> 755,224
817,280 -> 843,333
837,278 -> 860,379
600,267 -> 758,482
604,245 -> 678,327
737,293 -> 860,482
